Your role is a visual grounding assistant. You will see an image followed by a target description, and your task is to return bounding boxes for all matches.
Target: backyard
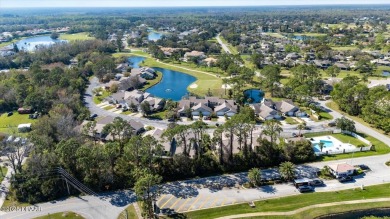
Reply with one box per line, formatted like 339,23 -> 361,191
0,112 -> 36,134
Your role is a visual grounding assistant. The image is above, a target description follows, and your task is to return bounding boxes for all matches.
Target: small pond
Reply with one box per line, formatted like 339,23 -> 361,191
128,56 -> 146,68
15,35 -> 67,51
148,31 -> 163,41
146,67 -> 196,101
383,71 -> 390,77
244,89 -> 264,103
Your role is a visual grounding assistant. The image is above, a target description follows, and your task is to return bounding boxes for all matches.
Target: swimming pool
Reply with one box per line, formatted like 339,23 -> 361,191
313,140 -> 334,152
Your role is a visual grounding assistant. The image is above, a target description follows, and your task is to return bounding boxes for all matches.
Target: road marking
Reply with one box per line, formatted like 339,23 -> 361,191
157,194 -> 166,204
187,195 -> 202,211
159,195 -> 174,208
169,197 -> 182,209
176,198 -> 191,212
210,197 -> 219,207
198,196 -> 211,209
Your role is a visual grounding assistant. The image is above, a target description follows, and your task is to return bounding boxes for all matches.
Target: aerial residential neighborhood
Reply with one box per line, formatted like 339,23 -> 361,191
0,1 -> 390,219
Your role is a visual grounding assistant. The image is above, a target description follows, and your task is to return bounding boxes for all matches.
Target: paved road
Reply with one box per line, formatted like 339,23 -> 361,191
318,99 -> 390,144
216,34 -> 231,54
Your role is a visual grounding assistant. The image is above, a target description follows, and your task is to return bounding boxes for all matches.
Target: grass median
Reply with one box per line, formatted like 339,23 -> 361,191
185,183 -> 390,219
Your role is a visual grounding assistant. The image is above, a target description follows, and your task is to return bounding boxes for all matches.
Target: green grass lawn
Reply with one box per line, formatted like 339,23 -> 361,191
117,204 -> 137,219
59,32 -> 94,41
326,101 -> 389,136
0,166 -> 7,182
93,90 -> 111,104
185,183 -> 390,219
103,105 -> 115,110
34,212 -> 85,219
294,33 -> 327,37
0,112 -> 37,134
165,60 -> 224,75
245,201 -> 390,219
331,46 -> 358,51
285,117 -> 298,125
331,133 -> 368,146
140,71 -> 163,91
2,196 -> 31,208
318,112 -> 333,121
140,57 -> 223,97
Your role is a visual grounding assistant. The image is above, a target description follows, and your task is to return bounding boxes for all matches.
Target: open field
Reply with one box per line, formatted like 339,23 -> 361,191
59,32 -> 94,41
34,212 -> 85,219
0,112 -> 37,134
185,183 -> 390,219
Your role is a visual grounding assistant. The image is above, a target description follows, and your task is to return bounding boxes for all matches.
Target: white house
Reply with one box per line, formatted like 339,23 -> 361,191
327,163 -> 356,178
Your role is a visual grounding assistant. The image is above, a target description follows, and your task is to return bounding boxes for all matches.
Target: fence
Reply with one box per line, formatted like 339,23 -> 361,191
341,130 -> 372,146
315,146 -> 371,156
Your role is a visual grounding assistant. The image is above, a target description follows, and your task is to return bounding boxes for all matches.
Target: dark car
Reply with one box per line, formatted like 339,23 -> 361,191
338,176 -> 353,183
298,185 -> 314,193
89,114 -> 98,120
356,164 -> 370,171
7,112 -> 13,117
304,126 -> 311,130
310,178 -> 324,186
292,132 -> 298,137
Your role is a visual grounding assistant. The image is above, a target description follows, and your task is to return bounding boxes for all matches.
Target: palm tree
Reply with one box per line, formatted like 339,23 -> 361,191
296,123 -> 306,137
262,119 -> 283,145
279,161 -> 296,181
222,78 -> 229,95
319,142 -> 325,152
248,168 -> 262,186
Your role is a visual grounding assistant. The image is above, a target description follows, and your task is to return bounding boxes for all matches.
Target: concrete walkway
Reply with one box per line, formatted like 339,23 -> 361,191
215,198 -> 390,219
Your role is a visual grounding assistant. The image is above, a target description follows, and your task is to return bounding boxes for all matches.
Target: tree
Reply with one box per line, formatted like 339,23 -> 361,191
326,65 -> 340,78
102,117 -> 134,152
296,123 -> 306,136
134,170 -> 162,219
319,142 -> 325,152
262,119 -> 283,146
279,161 -> 296,181
335,116 -> 356,133
261,65 -> 281,97
50,32 -> 59,39
140,102 -> 152,117
248,168 -> 262,186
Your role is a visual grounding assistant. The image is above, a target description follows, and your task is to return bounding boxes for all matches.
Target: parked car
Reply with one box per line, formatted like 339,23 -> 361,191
116,104 -> 122,109
298,185 -> 314,193
204,116 -> 211,120
356,164 -> 370,171
310,178 -> 324,186
304,126 -> 311,130
338,176 -> 354,183
292,132 -> 298,137
328,121 -> 336,127
6,135 -> 13,142
7,112 -> 13,117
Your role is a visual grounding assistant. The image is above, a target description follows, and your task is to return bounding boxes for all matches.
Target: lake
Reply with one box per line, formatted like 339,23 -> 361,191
128,56 -> 197,101
15,35 -> 67,51
146,67 -> 196,101
128,56 -> 146,68
148,31 -> 163,41
244,89 -> 264,103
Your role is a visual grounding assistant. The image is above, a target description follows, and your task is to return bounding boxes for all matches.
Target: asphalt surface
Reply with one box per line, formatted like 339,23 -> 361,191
216,34 -> 231,54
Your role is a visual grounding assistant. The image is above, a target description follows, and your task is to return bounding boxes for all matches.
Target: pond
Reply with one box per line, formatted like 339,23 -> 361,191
146,67 -> 196,101
15,35 -> 67,51
148,31 -> 163,41
383,71 -> 390,77
128,56 -> 146,68
127,56 -> 197,101
244,89 -> 264,103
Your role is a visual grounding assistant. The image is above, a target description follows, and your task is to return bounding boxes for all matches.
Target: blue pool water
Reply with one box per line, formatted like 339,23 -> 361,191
313,140 -> 334,152
146,67 -> 196,101
128,56 -> 146,68
15,35 -> 66,51
244,89 -> 264,103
